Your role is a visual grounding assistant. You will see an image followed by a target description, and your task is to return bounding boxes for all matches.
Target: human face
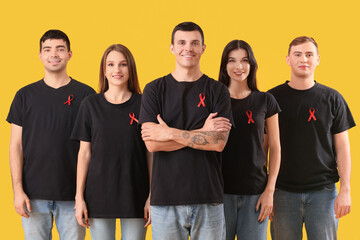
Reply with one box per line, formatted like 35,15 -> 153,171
170,30 -> 205,69
226,48 -> 250,83
105,51 -> 129,88
286,42 -> 320,78
39,39 -> 72,73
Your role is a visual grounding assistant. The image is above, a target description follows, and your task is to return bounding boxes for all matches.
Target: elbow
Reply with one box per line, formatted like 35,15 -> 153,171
214,142 -> 226,152
145,141 -> 157,153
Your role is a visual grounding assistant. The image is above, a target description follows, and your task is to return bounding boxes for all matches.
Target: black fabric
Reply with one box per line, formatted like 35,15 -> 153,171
71,93 -> 149,218
6,79 -> 95,200
139,74 -> 233,205
268,81 -> 355,192
222,91 -> 280,195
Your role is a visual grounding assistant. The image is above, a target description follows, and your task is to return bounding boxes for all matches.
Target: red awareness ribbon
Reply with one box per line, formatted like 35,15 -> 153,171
197,93 -> 206,107
64,95 -> 74,106
308,107 -> 317,122
129,112 -> 139,125
246,110 -> 254,124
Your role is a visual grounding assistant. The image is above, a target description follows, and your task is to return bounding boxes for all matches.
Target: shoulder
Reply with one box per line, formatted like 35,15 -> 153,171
13,80 -> 43,97
70,79 -> 96,93
267,82 -> 287,95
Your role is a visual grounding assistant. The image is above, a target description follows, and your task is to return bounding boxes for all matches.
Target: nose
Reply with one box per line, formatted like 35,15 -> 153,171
50,49 -> 58,57
235,61 -> 243,69
301,54 -> 308,62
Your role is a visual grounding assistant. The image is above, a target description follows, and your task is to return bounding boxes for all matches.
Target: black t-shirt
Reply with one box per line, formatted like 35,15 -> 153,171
139,74 -> 233,206
6,79 -> 95,200
268,81 -> 355,192
222,91 -> 280,195
71,93 -> 149,218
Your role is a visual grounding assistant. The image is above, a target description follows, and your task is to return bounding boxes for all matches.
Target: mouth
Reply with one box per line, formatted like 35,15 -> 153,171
112,75 -> 124,79
234,71 -> 244,76
182,53 -> 195,58
299,65 -> 308,70
49,59 -> 61,64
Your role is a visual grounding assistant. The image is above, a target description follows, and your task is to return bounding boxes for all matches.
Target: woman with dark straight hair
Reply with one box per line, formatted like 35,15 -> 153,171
72,44 -> 152,240
219,40 -> 281,240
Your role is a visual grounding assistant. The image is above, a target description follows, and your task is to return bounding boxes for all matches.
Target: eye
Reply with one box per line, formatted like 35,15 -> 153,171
243,59 -> 249,63
295,53 -> 301,57
58,48 -> 65,52
306,53 -> 313,58
107,63 -> 113,67
178,41 -> 185,45
192,42 -> 199,46
121,63 -> 128,67
228,59 -> 235,63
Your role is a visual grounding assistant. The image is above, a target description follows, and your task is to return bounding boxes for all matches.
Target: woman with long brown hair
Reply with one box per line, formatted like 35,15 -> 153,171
72,44 -> 152,240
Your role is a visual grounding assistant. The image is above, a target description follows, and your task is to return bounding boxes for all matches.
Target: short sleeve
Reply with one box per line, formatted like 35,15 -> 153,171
71,100 -> 92,142
213,84 -> 234,125
331,93 -> 356,134
139,82 -> 160,124
6,90 -> 24,126
265,92 -> 281,119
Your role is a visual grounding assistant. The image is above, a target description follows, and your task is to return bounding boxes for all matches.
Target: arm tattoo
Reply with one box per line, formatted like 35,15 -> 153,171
191,135 -> 209,145
198,131 -> 228,144
182,132 -> 190,139
187,142 -> 194,148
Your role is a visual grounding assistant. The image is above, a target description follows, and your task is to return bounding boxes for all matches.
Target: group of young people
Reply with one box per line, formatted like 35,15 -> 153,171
7,22 -> 355,240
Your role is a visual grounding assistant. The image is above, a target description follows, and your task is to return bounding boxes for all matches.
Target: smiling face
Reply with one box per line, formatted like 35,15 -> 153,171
286,41 -> 320,78
170,30 -> 205,69
105,50 -> 129,89
226,48 -> 250,83
39,39 -> 72,74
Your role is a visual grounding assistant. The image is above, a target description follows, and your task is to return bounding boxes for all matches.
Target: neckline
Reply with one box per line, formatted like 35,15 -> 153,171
100,92 -> 135,107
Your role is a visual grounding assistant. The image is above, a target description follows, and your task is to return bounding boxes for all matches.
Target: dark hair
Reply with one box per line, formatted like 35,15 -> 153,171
99,44 -> 141,94
218,40 -> 258,91
171,22 -> 204,45
288,36 -> 319,55
40,29 -> 70,52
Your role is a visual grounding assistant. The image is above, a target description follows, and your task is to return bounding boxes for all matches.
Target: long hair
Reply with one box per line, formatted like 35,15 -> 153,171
99,44 -> 141,94
218,40 -> 258,91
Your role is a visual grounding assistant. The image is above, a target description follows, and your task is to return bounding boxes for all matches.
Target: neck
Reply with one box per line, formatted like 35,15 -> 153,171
171,64 -> 203,82
43,70 -> 70,89
288,74 -> 315,90
228,79 -> 251,99
104,85 -> 132,104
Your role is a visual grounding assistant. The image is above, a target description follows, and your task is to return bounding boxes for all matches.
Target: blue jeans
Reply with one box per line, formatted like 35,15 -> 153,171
89,218 -> 147,240
271,184 -> 338,240
151,204 -> 225,240
223,194 -> 268,240
22,200 -> 85,240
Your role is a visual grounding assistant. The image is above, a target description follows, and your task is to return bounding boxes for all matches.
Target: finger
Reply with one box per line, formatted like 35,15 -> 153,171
157,114 -> 165,124
144,209 -> 151,228
25,199 -> 31,213
269,210 -> 274,221
256,199 -> 261,211
84,210 -> 89,227
18,206 -> 29,218
258,208 -> 266,222
206,112 -> 218,120
76,215 -> 86,227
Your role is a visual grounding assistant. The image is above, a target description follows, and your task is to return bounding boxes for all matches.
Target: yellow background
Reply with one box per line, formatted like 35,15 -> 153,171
1,0 -> 359,239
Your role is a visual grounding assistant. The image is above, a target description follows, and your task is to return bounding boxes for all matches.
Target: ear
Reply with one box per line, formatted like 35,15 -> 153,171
201,44 -> 206,54
170,44 -> 174,54
286,55 -> 290,66
316,54 -> 320,66
68,50 -> 73,59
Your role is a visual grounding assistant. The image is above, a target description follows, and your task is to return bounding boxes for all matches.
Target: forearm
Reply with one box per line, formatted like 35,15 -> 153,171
145,140 -> 185,152
9,144 -> 24,194
334,131 -> 351,193
75,144 -> 91,200
169,128 -> 229,152
266,143 -> 281,192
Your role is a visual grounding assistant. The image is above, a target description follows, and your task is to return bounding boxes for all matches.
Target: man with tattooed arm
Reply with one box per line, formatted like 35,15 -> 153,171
139,22 -> 233,240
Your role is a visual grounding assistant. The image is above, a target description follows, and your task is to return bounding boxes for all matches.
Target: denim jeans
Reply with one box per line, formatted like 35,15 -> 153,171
223,194 -> 268,240
89,218 -> 147,240
271,184 -> 338,240
22,199 -> 85,240
151,204 -> 225,240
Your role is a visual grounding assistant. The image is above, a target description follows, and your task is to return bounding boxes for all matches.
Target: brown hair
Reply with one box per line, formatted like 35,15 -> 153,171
288,36 -> 319,55
218,40 -> 258,91
99,44 -> 141,94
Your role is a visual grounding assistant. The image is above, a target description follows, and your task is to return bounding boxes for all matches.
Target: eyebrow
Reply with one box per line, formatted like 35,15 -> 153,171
293,51 -> 315,54
42,45 -> 66,49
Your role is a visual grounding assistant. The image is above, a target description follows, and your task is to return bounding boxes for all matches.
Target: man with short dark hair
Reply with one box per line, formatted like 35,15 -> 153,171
139,22 -> 232,240
7,29 -> 95,240
268,36 -> 355,240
